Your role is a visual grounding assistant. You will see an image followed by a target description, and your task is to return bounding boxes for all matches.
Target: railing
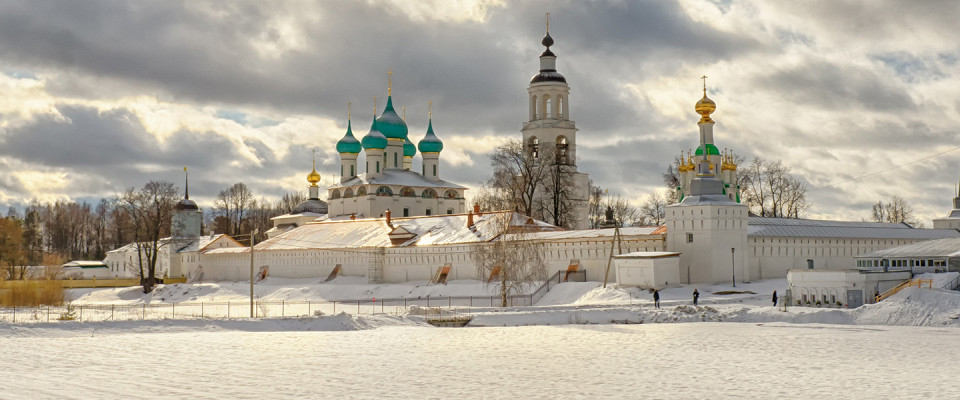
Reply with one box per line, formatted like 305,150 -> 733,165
530,270 -> 587,306
0,294 -> 539,324
875,279 -> 933,303
944,274 -> 960,291
0,272 -> 596,323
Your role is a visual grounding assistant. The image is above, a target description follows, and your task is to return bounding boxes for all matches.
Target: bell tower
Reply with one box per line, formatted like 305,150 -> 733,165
520,14 -> 589,229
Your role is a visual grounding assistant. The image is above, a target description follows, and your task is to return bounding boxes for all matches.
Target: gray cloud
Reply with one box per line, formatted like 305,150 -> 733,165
0,0 -> 958,224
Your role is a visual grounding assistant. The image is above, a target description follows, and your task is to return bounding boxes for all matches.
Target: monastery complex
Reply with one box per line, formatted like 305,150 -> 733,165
105,22 -> 960,296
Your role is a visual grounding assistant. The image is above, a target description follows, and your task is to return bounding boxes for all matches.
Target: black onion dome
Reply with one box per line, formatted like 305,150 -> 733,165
291,199 -> 328,215
541,32 -> 554,48
531,70 -> 566,83
175,199 -> 199,211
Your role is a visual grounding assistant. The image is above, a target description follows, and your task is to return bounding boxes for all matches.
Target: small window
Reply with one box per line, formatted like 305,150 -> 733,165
350,165 -> 354,176
447,209 -> 454,215
426,209 -> 432,216
403,208 -> 409,217
686,233 -> 693,243
376,161 -> 380,173
433,164 -> 437,177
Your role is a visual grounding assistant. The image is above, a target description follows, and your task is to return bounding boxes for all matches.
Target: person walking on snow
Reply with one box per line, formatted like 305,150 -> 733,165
653,289 -> 661,309
772,290 -> 778,307
693,289 -> 700,306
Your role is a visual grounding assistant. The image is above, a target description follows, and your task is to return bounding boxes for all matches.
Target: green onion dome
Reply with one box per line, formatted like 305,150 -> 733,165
694,143 -> 720,156
403,136 -> 416,157
375,96 -> 408,140
336,119 -> 362,154
361,118 -> 387,150
417,118 -> 443,153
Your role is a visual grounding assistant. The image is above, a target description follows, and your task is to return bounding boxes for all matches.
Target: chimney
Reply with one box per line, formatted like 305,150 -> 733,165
467,211 -> 474,228
473,204 -> 481,216
350,213 -> 356,221
385,209 -> 392,226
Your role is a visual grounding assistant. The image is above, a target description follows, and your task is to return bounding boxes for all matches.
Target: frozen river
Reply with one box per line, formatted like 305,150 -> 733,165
2,322 -> 957,399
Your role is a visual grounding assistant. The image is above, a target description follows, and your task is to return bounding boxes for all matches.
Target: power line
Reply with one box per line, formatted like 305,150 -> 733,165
809,145 -> 960,192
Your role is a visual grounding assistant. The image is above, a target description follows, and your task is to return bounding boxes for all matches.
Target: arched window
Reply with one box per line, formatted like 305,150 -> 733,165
528,136 -> 539,159
422,189 -> 438,199
556,136 -> 569,164
558,95 -> 565,120
530,94 -> 538,120
447,208 -> 454,215
343,188 -> 353,198
376,186 -> 393,196
329,189 -> 341,199
400,187 -> 415,197
542,94 -> 552,119
444,190 -> 458,199
357,186 -> 367,196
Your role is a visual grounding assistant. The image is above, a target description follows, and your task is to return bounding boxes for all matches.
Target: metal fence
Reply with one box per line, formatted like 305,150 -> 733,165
0,295 -> 533,324
0,270 -> 590,324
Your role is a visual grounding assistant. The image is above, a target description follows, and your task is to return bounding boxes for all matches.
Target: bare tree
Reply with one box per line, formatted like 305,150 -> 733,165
870,196 -> 923,227
0,216 -> 25,280
215,182 -> 254,235
274,191 -> 308,214
741,157 -> 810,218
662,154 -> 684,204
587,184 -> 605,229
640,190 -> 668,226
472,184 -> 514,213
472,213 -> 546,307
487,139 -> 549,218
538,145 -> 578,228
119,180 -> 178,293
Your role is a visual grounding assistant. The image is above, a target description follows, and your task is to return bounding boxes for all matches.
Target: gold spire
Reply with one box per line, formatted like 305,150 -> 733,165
307,149 -> 321,186
348,101 -> 351,120
373,96 -> 378,116
428,100 -> 433,119
402,106 -> 406,122
387,69 -> 392,96
546,12 -> 550,33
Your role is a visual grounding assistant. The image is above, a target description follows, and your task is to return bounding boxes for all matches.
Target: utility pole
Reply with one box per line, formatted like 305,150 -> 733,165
250,229 -> 258,318
602,207 -> 622,288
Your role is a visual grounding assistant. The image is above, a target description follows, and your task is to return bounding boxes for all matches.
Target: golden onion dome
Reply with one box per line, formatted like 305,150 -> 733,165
307,168 -> 321,186
695,94 -> 716,122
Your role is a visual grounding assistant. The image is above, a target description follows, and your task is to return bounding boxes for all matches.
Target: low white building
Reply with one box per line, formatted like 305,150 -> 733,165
787,269 -> 912,308
614,252 -> 681,289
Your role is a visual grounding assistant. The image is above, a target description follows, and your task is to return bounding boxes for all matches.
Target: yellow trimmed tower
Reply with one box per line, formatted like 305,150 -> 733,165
676,77 -> 740,203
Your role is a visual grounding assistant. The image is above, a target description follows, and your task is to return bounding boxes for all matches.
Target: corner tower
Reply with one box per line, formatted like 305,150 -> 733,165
665,85 -> 748,284
520,14 -> 590,229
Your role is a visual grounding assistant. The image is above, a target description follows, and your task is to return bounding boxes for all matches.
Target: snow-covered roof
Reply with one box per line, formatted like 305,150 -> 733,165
62,261 -> 108,268
748,217 -> 960,240
670,194 -> 742,206
504,226 -> 666,241
614,251 -> 680,259
857,238 -> 960,259
328,169 -> 467,190
247,211 -> 557,251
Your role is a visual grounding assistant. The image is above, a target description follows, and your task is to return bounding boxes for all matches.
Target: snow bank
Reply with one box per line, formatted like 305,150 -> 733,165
0,312 -> 430,338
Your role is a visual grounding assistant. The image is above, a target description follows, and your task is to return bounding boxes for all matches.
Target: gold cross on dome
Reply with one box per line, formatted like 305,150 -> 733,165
546,12 -> 550,33
388,69 -> 393,96
701,75 -> 708,95
429,101 -> 433,119
347,102 -> 351,119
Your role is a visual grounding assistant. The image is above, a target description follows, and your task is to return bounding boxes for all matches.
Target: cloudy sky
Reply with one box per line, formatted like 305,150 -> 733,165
1,0 -> 959,224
